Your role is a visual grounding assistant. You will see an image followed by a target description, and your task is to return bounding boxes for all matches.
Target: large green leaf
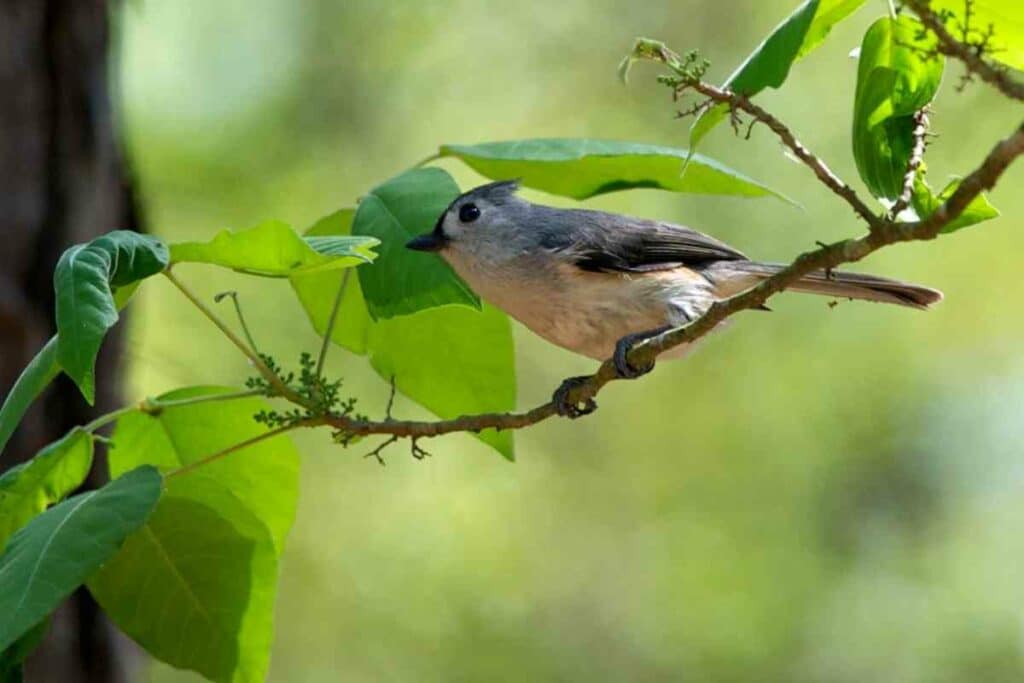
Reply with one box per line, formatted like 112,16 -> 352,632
853,16 -> 944,201
352,167 -> 480,319
105,386 -> 299,551
88,387 -> 299,682
89,477 -> 277,683
0,430 -> 93,549
931,0 -> 1024,72
690,0 -> 867,147
170,220 -> 378,277
0,338 -> 60,455
55,231 -> 169,404
0,466 -> 161,652
439,138 -> 792,203
911,175 -> 1000,233
292,213 -> 516,460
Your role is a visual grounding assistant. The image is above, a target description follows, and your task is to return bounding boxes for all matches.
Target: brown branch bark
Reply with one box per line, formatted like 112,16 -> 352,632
319,116 -> 1024,441
904,0 -> 1024,102
685,83 -> 886,230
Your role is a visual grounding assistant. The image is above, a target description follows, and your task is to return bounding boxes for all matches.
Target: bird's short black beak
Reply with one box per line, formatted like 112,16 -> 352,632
406,232 -> 447,252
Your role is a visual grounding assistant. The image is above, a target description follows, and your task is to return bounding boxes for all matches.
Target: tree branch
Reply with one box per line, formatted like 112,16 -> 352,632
315,118 -> 1024,442
904,0 -> 1024,102
685,82 -> 886,231
890,107 -> 930,218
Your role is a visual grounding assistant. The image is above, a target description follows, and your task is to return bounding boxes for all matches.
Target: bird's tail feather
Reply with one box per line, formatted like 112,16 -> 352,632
719,261 -> 943,310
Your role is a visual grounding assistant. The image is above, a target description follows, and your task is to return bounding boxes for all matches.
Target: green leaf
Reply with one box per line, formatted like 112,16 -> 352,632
292,215 -> 516,460
88,387 -> 299,682
0,617 -> 50,683
353,168 -> 479,319
911,175 -> 1000,233
105,386 -> 299,551
853,16 -> 944,201
89,477 -> 277,683
0,338 -> 60,455
690,0 -> 867,147
931,0 -> 1024,72
440,138 -> 792,203
0,466 -> 161,652
0,430 -> 93,549
55,231 -> 169,404
169,219 -> 378,277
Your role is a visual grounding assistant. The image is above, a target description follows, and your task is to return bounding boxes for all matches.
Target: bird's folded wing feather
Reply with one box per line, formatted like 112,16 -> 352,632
538,209 -> 748,274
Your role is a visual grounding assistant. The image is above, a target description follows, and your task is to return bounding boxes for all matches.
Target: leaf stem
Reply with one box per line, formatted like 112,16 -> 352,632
214,291 -> 260,354
165,419 -> 318,479
412,152 -> 442,168
82,406 -> 140,434
141,389 -> 263,413
163,270 -> 306,405
315,269 -> 351,379
80,389 -> 264,435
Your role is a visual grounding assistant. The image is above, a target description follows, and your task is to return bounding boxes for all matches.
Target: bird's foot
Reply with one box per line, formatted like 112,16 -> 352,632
613,331 -> 658,379
552,376 -> 597,419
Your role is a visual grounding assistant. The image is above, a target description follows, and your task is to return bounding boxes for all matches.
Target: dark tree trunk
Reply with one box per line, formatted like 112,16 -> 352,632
0,1 -> 140,680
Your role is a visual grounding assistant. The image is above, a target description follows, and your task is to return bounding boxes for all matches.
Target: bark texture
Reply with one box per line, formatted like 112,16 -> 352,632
0,1 -> 139,680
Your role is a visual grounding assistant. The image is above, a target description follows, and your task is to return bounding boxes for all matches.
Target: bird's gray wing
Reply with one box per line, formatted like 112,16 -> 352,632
536,207 -> 748,274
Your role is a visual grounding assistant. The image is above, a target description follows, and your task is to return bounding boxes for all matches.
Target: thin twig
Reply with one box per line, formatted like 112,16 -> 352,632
364,435 -> 398,465
214,291 -> 261,354
314,119 -> 1024,441
315,269 -> 351,378
384,375 -> 397,420
904,0 -> 1024,102
686,84 -> 885,230
890,108 -> 931,218
164,270 -> 307,405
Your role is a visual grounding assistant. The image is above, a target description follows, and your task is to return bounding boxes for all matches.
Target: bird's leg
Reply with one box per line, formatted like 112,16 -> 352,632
613,326 -> 669,379
552,376 -> 597,419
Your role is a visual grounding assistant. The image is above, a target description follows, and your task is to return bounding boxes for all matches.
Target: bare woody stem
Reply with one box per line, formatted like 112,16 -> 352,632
685,83 -> 885,230
318,118 -> 1024,441
904,0 -> 1024,102
890,108 -> 930,218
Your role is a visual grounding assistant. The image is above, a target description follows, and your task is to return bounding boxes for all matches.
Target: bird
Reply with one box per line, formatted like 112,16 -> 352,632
406,180 -> 942,417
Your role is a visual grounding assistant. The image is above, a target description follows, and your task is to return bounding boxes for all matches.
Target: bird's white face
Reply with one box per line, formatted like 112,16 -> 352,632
406,182 -> 529,277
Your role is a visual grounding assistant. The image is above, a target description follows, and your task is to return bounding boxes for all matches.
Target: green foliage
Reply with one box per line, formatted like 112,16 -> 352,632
170,219 -> 377,277
0,337 -> 60,455
0,3 -> 1019,680
689,0 -> 867,147
440,138 -> 792,202
105,387 -> 299,550
932,0 -> 1024,71
911,175 -> 1000,232
88,388 -> 299,682
852,15 -> 944,201
293,213 -> 516,460
352,167 -> 479,319
0,430 -> 93,549
0,466 -> 161,652
248,352 -> 362,429
0,618 -> 50,683
54,231 -> 169,403
89,477 -> 278,683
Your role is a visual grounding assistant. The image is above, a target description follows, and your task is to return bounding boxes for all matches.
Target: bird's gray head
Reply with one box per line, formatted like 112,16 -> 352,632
405,180 -> 530,263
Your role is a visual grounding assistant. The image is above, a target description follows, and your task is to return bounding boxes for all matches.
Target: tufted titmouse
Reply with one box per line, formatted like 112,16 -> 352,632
407,180 -> 942,416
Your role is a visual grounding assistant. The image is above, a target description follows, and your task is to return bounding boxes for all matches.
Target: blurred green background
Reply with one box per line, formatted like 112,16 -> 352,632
113,1 -> 1024,680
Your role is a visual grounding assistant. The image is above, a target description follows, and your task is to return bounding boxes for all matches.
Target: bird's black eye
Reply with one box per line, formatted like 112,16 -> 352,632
458,203 -> 481,223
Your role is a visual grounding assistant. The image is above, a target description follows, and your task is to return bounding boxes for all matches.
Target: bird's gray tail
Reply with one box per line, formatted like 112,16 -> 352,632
715,261 -> 943,310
